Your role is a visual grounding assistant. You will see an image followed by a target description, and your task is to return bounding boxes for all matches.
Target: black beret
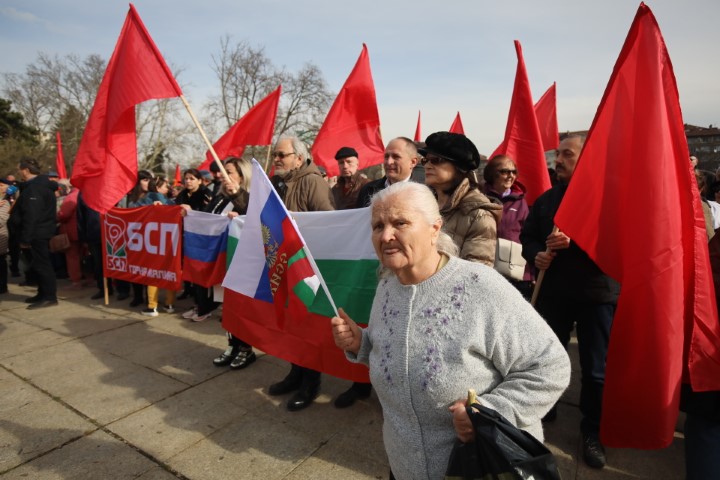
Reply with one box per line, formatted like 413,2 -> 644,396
334,146 -> 359,160
209,161 -> 222,173
418,132 -> 481,171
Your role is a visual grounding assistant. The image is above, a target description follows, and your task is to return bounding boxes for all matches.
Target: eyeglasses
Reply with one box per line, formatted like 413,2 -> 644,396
272,151 -> 297,159
421,154 -> 450,166
497,168 -> 518,176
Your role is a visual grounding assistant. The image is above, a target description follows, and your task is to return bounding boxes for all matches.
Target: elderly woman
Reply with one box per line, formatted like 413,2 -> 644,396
483,154 -> 533,296
331,182 -> 569,480
421,132 -> 501,266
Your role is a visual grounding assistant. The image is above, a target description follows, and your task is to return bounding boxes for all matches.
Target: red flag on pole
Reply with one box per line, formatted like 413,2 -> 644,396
491,41 -> 550,206
311,44 -> 384,177
198,85 -> 282,171
70,4 -> 182,213
174,164 -> 181,186
554,3 -> 720,449
414,111 -> 422,142
448,112 -> 464,134
534,83 -> 559,152
55,132 -> 67,179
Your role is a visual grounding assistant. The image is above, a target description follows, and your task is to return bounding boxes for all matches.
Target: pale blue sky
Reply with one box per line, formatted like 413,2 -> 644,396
1,0 -> 718,155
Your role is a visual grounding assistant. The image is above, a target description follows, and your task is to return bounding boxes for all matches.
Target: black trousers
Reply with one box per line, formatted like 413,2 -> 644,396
29,238 -> 56,301
87,241 -> 107,292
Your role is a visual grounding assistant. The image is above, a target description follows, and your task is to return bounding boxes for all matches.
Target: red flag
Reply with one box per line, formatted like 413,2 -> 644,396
174,164 -> 181,186
414,111 -> 422,142
70,4 -> 182,213
448,112 -> 464,134
198,85 -> 281,170
491,41 -> 550,205
311,44 -> 384,177
55,132 -> 67,179
554,3 -> 720,448
534,83 -> 559,151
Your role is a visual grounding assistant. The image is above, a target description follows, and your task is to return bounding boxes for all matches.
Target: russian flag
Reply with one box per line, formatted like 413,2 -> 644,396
182,210 -> 230,288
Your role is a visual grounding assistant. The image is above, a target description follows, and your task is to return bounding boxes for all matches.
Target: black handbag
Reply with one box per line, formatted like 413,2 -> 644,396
445,403 -> 561,480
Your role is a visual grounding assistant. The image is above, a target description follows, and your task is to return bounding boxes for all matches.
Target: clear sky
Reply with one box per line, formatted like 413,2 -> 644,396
1,0 -> 718,156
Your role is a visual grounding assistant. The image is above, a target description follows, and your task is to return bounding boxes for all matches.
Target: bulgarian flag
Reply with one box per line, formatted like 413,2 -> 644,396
222,160 -> 378,382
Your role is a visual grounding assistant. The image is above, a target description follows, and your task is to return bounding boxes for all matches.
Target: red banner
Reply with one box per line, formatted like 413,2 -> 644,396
101,206 -> 184,290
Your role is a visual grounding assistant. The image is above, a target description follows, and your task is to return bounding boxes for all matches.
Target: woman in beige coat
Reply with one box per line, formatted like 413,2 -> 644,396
421,132 -> 501,266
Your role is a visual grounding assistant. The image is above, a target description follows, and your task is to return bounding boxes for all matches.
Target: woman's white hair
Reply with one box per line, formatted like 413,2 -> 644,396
371,182 -> 459,257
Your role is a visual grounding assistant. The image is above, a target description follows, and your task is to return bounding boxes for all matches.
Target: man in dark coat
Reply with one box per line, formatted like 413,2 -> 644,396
355,137 -> 419,208
10,158 -> 58,309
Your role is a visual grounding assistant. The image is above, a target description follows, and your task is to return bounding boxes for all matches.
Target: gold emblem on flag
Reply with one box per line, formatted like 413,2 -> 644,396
262,224 -> 279,268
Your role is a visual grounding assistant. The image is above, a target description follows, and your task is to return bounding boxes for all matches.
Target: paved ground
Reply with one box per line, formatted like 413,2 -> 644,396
0,278 -> 686,479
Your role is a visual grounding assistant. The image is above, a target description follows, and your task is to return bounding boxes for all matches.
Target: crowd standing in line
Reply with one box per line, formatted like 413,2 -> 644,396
9,129 -> 718,479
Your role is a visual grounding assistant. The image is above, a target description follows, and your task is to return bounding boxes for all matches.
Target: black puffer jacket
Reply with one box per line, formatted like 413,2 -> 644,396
9,175 -> 57,243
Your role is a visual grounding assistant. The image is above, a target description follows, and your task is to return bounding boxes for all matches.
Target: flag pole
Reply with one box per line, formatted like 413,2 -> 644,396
178,95 -> 231,183
530,225 -> 559,306
263,144 -> 272,174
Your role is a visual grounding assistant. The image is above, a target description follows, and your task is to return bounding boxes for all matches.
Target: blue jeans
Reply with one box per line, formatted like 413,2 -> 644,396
537,299 -> 615,435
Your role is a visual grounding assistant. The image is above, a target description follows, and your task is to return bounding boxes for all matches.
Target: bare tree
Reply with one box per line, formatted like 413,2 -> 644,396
205,36 -> 333,147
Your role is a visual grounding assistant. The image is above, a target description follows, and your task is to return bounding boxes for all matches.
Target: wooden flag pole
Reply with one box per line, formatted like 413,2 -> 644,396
263,144 -> 273,174
178,95 -> 231,184
530,225 -> 559,306
103,277 -> 109,306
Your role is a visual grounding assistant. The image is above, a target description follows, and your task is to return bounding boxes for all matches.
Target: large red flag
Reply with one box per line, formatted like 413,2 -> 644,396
414,111 -> 422,142
311,44 -> 384,177
55,132 -> 67,179
554,3 -> 720,449
198,85 -> 281,170
71,4 -> 182,213
491,41 -> 550,206
534,83 -> 559,152
448,112 -> 464,134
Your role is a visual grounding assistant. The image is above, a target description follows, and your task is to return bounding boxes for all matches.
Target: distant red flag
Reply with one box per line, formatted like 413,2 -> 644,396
311,44 -> 384,177
554,3 -> 720,449
448,112 -> 464,134
174,164 -> 181,186
414,111 -> 422,142
198,85 -> 282,171
491,41 -> 550,205
534,83 -> 559,151
55,132 -> 67,179
70,4 -> 182,213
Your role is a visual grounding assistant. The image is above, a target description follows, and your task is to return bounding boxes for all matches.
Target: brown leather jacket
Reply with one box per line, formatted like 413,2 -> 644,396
332,172 -> 370,210
277,159 -> 335,212
440,179 -> 502,266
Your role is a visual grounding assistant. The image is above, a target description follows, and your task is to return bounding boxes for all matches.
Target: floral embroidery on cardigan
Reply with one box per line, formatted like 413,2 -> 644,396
379,285 -> 397,385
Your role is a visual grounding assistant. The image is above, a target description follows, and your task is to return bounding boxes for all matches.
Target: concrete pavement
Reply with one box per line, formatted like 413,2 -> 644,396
0,278 -> 686,479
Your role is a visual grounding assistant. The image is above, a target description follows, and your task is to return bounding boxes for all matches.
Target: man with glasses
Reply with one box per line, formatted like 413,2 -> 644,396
520,134 -> 619,470
268,135 -> 334,412
356,137 -> 419,208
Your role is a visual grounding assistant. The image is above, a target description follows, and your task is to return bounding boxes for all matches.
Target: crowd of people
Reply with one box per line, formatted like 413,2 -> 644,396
7,131 -> 718,479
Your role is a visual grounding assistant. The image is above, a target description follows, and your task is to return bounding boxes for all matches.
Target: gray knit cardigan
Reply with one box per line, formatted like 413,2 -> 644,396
348,255 -> 570,480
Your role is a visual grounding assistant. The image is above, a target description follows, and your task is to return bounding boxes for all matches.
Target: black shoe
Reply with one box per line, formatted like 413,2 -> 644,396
26,300 -> 59,310
116,293 -> 129,301
91,291 -> 105,300
287,383 -> 320,412
268,374 -> 302,396
542,405 -> 557,423
129,297 -> 144,307
0,288 -> 8,294
177,291 -> 192,300
19,281 -> 38,287
213,346 -> 240,367
230,350 -> 256,370
582,433 -> 607,469
334,383 -> 372,408
24,294 -> 43,304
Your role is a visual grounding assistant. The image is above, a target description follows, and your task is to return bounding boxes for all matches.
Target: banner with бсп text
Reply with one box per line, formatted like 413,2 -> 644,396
101,206 -> 184,290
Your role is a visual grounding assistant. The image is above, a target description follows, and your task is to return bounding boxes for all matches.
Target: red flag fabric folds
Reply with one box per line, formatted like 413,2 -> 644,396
71,4 -> 182,213
174,164 -> 181,186
554,3 -> 720,449
198,85 -> 281,171
491,41 -> 550,206
414,111 -> 422,142
311,44 -> 384,177
448,112 -> 464,134
55,132 -> 67,179
534,83 -> 559,152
